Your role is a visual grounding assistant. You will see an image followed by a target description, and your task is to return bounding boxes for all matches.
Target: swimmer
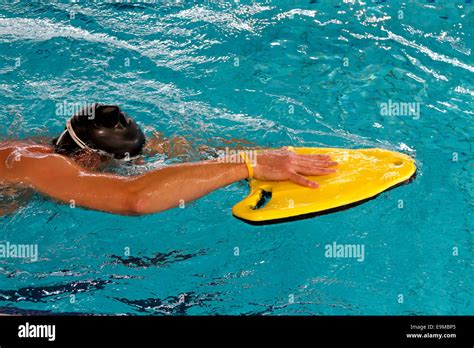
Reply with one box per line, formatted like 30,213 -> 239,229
0,104 -> 337,216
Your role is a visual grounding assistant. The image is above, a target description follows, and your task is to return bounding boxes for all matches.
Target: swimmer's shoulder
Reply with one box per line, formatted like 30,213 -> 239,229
0,140 -> 55,155
0,141 -> 56,180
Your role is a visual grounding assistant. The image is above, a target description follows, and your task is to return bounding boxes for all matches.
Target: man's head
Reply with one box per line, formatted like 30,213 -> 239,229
53,104 -> 146,164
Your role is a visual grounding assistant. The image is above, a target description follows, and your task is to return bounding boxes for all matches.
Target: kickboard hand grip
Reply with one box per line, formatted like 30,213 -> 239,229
232,187 -> 267,217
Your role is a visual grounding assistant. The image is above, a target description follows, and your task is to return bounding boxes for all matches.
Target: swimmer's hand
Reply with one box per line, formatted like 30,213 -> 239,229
252,147 -> 338,188
0,142 -> 335,216
144,131 -> 191,157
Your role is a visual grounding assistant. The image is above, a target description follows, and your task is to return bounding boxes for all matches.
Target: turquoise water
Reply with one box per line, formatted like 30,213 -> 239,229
0,0 -> 472,315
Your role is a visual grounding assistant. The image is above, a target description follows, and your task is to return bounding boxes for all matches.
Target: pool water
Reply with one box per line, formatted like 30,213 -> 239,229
0,0 -> 472,315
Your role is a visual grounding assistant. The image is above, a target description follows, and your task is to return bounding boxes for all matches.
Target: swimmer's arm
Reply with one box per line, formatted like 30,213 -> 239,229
1,148 -> 248,215
1,146 -> 336,216
129,157 -> 249,214
144,131 -> 190,157
122,149 -> 335,215
144,130 -> 256,157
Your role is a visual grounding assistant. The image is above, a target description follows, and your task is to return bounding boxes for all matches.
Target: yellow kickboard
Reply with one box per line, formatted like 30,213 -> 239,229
232,148 -> 416,224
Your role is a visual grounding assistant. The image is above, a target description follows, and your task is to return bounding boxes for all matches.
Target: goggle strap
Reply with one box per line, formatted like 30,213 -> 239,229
58,118 -> 140,162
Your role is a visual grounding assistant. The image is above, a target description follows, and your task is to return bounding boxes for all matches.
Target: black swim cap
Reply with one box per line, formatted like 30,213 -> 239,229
54,104 -> 146,160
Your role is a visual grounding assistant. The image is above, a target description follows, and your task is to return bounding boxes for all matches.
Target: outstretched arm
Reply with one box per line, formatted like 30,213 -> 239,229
0,145 -> 336,216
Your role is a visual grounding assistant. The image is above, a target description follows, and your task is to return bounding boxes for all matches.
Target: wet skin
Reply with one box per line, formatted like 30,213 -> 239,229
0,141 -> 337,216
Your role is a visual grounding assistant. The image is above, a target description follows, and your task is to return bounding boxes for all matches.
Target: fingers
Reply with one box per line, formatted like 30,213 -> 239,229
298,153 -> 332,161
289,172 -> 319,188
293,156 -> 338,168
279,147 -> 333,161
294,164 -> 337,176
284,150 -> 337,164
